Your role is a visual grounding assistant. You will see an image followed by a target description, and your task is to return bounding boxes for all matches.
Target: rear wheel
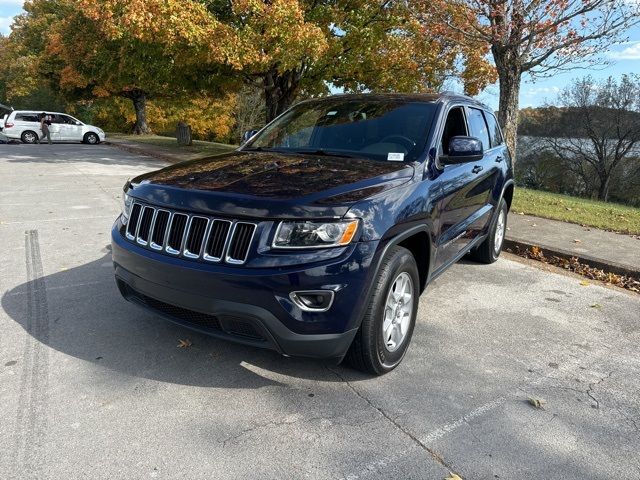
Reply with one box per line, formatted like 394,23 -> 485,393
345,246 -> 419,375
84,132 -> 100,144
469,198 -> 508,264
21,131 -> 39,144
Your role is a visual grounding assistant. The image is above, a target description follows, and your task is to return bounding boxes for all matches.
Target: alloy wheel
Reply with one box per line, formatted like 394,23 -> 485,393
382,272 -> 414,352
494,209 -> 506,255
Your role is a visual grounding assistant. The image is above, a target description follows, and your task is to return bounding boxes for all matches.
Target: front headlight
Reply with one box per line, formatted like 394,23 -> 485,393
273,220 -> 359,249
122,191 -> 133,222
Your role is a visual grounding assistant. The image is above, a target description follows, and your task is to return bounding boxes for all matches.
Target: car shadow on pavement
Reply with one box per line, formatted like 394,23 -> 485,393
1,251 -> 370,389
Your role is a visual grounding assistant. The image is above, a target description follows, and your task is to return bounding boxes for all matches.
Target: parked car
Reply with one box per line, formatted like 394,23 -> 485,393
111,93 -> 514,375
1,110 -> 105,144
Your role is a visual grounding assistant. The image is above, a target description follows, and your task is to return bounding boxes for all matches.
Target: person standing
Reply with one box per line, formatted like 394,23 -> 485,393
39,112 -> 52,144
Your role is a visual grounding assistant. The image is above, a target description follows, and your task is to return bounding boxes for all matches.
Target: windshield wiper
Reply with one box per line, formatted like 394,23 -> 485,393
293,148 -> 360,159
242,146 -> 267,152
242,146 -> 291,153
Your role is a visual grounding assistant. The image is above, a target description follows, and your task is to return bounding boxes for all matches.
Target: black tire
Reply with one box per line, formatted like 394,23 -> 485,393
468,198 -> 508,264
345,245 -> 419,375
21,131 -> 39,144
84,132 -> 100,144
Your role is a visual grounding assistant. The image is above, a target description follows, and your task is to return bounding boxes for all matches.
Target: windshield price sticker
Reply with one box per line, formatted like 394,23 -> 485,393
387,152 -> 405,161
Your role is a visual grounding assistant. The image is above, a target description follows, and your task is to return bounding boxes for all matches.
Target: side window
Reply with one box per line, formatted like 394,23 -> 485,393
467,107 -> 490,151
440,107 -> 467,154
61,115 -> 78,124
16,114 -> 39,122
484,111 -> 503,148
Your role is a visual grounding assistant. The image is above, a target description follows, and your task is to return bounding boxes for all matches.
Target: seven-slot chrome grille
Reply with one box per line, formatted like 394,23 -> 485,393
124,202 -> 257,265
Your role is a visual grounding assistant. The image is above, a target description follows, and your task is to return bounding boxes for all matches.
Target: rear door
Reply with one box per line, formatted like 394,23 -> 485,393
433,104 -> 495,270
482,110 -> 509,209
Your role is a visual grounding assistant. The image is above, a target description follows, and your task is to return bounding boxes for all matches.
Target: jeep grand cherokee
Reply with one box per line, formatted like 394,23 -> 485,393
111,93 -> 514,375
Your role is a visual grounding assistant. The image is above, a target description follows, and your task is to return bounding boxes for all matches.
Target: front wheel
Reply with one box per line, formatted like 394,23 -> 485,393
83,132 -> 100,144
469,198 -> 508,264
345,245 -> 419,375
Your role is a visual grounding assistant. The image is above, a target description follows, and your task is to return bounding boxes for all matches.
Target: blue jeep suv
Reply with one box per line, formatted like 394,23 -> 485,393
111,93 -> 514,374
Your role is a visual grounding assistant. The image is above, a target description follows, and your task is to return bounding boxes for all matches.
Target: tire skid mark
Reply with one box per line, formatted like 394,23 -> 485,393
13,230 -> 50,480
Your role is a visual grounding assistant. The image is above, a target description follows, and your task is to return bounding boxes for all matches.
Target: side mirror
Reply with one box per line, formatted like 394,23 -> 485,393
441,136 -> 484,164
242,129 -> 259,144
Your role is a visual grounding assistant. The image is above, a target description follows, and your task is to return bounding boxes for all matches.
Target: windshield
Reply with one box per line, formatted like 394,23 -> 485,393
244,98 -> 437,163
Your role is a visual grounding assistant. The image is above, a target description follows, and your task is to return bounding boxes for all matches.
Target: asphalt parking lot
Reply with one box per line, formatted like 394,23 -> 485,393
1,143 -> 639,480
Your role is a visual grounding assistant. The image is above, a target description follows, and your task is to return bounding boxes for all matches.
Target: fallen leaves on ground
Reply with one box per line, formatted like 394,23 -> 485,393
445,474 -> 463,480
590,303 -> 602,309
177,339 -> 193,348
528,397 -> 546,409
512,245 -> 640,293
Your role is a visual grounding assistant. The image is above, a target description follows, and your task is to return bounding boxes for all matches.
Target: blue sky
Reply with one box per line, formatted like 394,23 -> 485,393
1,0 -> 638,109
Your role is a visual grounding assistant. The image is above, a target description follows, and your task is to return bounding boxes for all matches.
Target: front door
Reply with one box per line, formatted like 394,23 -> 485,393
61,115 -> 83,141
53,114 -> 81,141
433,105 -> 495,271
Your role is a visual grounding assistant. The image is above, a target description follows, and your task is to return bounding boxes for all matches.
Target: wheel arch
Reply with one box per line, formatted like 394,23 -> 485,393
372,225 -> 433,294
397,230 -> 431,293
501,180 -> 515,212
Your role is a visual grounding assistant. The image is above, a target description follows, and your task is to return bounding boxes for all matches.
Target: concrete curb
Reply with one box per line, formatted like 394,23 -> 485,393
504,237 -> 639,279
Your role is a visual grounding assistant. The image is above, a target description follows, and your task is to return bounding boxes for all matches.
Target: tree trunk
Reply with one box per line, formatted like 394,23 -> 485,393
128,90 -> 151,135
262,69 -> 300,124
598,175 -> 611,202
493,48 -> 522,165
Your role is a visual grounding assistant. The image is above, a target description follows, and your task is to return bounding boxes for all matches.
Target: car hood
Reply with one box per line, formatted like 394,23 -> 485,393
129,150 -> 415,219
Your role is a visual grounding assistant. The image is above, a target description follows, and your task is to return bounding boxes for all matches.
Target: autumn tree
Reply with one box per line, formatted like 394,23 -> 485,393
10,0 -> 234,134
79,0 -> 496,123
418,0 -> 640,162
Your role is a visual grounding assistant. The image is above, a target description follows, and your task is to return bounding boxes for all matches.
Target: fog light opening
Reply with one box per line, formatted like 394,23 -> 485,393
290,290 -> 335,312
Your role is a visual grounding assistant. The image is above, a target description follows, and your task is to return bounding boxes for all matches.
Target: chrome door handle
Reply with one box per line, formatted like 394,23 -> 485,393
472,165 -> 483,174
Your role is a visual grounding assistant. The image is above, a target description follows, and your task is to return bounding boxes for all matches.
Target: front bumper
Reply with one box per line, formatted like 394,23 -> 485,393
111,221 -> 378,359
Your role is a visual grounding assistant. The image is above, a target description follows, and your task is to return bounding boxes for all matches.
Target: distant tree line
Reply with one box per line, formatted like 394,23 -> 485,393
517,75 -> 640,207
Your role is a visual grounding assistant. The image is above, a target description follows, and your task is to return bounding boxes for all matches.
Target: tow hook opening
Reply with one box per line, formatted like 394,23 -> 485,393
289,290 -> 335,312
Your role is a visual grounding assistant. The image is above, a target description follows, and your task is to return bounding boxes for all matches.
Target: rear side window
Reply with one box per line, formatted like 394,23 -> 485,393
484,112 -> 504,147
15,114 -> 40,122
466,107 -> 490,150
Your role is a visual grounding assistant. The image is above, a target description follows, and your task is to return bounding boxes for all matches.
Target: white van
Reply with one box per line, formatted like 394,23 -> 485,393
2,110 -> 106,144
